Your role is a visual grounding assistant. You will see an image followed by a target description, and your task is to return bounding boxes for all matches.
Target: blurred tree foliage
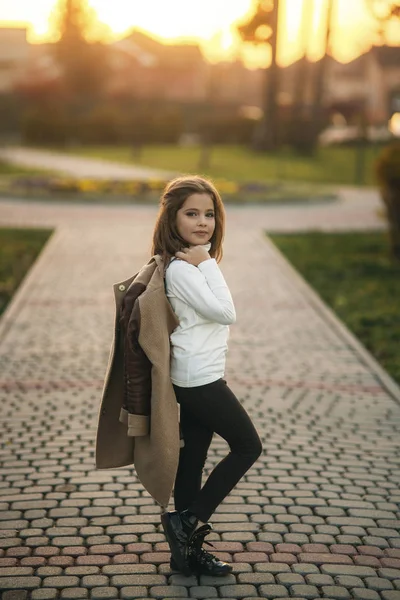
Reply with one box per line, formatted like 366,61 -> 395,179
366,1 -> 400,42
50,0 -> 111,101
197,114 -> 256,145
375,142 -> 400,260
20,100 -> 257,147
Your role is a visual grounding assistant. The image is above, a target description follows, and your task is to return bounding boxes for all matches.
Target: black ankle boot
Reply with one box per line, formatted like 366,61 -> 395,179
162,510 -> 207,576
186,525 -> 232,576
161,510 -> 192,576
188,545 -> 233,576
186,525 -> 233,576
168,510 -> 212,573
179,509 -> 199,537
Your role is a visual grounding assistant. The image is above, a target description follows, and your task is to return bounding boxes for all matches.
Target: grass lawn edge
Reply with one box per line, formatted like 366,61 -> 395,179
267,231 -> 400,401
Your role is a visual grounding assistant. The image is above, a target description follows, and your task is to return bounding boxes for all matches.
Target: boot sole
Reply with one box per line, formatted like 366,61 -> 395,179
161,513 -> 191,577
172,561 -> 232,576
171,556 -> 233,576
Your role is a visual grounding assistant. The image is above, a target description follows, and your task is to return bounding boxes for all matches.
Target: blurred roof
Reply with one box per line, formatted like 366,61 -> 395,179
28,42 -> 54,57
112,37 -> 156,67
115,29 -> 204,67
281,44 -> 400,78
282,54 -> 365,73
0,26 -> 26,34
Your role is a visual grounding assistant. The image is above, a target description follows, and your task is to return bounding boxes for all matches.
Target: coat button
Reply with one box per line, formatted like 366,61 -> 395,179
119,284 -> 126,291
101,408 -> 106,415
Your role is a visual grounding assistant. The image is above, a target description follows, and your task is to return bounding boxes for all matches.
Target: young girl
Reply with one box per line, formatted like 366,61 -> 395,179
151,176 -> 263,577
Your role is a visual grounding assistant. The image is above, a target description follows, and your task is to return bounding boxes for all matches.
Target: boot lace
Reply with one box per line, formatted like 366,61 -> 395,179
189,526 -> 214,549
192,546 -> 219,566
188,526 -> 218,564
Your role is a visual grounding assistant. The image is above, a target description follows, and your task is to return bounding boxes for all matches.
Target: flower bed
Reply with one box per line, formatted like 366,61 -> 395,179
2,175 -> 337,204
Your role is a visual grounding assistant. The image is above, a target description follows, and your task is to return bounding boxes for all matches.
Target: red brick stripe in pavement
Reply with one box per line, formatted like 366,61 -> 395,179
0,377 -> 388,395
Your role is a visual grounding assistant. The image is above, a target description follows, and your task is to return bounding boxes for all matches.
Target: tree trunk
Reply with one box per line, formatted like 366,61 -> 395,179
309,0 -> 334,151
253,0 -> 280,152
290,0 -> 312,120
288,0 -> 314,154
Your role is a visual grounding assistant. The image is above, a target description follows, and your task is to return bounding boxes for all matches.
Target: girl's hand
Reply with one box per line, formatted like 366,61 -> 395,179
175,245 -> 210,267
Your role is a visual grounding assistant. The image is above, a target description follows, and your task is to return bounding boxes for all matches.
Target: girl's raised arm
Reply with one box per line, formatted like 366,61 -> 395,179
167,259 -> 236,326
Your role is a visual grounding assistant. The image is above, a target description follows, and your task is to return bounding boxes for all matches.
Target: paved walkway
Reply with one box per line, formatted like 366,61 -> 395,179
0,196 -> 399,600
0,147 -> 176,181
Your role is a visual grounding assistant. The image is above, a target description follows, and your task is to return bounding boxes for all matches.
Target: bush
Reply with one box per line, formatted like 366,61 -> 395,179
121,108 -> 183,145
279,116 -> 318,154
375,142 -> 400,259
19,103 -> 185,146
0,94 -> 23,136
150,110 -> 183,144
73,107 -> 121,144
376,141 -> 400,187
197,114 -> 256,144
21,109 -> 68,144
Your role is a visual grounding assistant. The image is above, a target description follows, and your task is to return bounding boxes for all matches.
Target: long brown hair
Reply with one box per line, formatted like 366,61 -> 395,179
151,175 -> 225,275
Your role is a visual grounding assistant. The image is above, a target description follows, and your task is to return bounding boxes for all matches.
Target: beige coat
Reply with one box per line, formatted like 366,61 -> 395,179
95,254 -> 180,510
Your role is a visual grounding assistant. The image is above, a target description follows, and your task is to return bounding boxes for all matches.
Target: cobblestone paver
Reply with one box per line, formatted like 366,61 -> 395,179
0,197 -> 399,599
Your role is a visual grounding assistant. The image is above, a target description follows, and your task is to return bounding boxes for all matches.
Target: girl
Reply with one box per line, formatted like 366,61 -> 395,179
152,176 -> 263,577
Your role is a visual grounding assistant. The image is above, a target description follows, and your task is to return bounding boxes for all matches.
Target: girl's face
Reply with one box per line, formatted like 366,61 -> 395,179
176,193 -> 215,247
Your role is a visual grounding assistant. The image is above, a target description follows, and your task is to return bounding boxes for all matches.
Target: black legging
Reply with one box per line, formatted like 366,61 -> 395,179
172,378 -> 262,523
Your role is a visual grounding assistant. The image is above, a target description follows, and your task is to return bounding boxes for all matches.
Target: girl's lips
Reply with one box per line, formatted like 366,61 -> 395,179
194,232 -> 208,235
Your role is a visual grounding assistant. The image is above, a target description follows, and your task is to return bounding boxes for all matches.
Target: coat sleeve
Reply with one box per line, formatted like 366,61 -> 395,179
119,301 -> 152,437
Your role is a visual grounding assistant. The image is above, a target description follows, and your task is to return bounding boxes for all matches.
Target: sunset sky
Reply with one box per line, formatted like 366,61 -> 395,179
0,0 -> 399,67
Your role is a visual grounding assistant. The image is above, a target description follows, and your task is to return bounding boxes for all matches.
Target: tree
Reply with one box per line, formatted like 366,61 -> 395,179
50,0 -> 110,102
366,1 -> 400,42
287,0 -> 314,153
308,0 -> 335,150
290,0 -> 312,121
237,0 -> 281,151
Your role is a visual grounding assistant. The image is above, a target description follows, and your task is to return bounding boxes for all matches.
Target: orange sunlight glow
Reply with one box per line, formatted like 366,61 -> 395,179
0,0 -> 398,67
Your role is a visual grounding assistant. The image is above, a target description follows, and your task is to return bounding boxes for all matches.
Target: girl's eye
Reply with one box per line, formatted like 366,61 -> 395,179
187,212 -> 214,217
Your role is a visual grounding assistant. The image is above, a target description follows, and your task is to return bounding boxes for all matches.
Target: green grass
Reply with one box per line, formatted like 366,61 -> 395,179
59,143 -> 382,186
0,161 -> 51,176
269,231 -> 400,386
0,228 -> 54,317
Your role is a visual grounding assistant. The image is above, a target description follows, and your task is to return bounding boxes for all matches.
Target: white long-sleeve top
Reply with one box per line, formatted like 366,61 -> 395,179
165,244 -> 236,387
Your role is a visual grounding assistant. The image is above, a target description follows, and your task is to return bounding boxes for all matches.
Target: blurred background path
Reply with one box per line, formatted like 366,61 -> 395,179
0,147 -> 176,181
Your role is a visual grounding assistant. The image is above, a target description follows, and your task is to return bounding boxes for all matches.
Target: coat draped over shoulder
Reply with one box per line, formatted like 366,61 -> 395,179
95,254 -> 181,509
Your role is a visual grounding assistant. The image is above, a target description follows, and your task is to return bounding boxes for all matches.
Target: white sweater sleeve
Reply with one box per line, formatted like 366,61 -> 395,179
167,258 -> 236,325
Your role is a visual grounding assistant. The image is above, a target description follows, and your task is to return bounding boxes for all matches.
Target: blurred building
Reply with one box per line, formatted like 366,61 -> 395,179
279,45 -> 400,124
208,60 -> 263,107
109,30 -> 208,102
0,28 -> 29,92
0,26 -> 263,108
1,25 -> 398,124
364,46 -> 400,122
18,43 -> 61,89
